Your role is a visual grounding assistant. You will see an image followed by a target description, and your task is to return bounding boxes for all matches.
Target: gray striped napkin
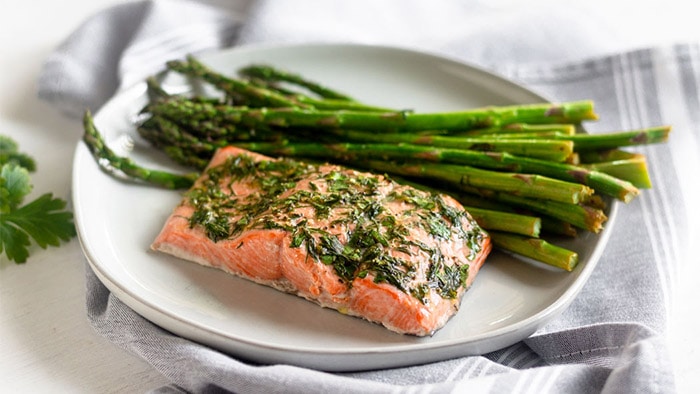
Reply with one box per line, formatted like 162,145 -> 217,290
37,0 -> 249,118
40,1 -> 698,393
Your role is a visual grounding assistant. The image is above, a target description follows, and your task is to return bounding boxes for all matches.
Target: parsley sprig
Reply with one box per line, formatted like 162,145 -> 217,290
0,136 -> 76,263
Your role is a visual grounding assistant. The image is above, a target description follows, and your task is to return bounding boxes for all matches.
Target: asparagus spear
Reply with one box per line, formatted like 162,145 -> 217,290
361,160 -> 593,204
454,193 -> 578,237
490,232 -> 579,271
324,129 -> 575,162
465,207 -> 542,237
147,94 -> 597,132
457,186 -> 607,233
467,126 -> 670,152
455,123 -> 577,137
471,131 -> 573,140
245,74 -> 395,112
577,148 -> 643,163
169,56 -> 392,112
146,76 -> 171,101
167,57 -> 312,109
238,64 -> 356,101
292,97 -> 397,112
568,126 -> 671,150
82,111 -> 198,189
245,75 -> 394,112
582,157 -> 652,188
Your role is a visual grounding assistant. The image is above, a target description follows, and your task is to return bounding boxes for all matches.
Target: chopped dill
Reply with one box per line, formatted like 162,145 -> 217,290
186,153 -> 486,302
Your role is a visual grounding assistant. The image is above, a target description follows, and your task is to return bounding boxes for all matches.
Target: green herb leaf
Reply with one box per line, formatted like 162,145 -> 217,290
1,164 -> 32,211
0,135 -> 36,171
1,192 -> 76,263
0,136 -> 76,264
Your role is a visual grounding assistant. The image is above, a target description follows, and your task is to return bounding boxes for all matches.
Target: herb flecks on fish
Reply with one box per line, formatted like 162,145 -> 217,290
186,153 -> 486,301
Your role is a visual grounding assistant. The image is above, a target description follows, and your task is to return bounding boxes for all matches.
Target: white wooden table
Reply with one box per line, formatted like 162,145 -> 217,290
1,1 -> 699,392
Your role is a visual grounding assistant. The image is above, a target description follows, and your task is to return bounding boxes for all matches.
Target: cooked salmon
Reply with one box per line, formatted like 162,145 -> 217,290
151,146 -> 491,336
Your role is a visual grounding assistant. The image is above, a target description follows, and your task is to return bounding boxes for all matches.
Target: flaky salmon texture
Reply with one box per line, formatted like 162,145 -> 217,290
152,146 -> 492,336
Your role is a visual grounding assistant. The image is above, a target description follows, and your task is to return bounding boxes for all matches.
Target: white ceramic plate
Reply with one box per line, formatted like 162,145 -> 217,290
73,43 -> 617,371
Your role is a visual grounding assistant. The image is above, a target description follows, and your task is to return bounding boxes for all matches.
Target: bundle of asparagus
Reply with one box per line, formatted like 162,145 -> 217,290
82,55 -> 671,271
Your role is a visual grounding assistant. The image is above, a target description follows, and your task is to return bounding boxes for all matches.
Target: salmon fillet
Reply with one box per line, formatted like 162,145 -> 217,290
151,146 -> 491,336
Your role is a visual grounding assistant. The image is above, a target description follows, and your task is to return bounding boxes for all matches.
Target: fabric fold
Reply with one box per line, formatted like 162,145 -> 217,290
38,0 -> 246,118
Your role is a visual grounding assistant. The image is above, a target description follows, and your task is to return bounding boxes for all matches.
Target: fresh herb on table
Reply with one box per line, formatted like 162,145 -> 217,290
0,135 -> 76,263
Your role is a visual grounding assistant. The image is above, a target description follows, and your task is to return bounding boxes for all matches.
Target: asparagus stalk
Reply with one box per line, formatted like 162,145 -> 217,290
167,56 -> 313,109
453,184 -> 607,233
145,108 -> 282,142
172,57 -> 392,112
242,75 -> 396,112
147,93 -> 597,132
162,145 -> 211,170
582,157 -> 652,188
465,207 -> 542,237
577,148 -> 644,163
294,97 -> 397,112
569,126 -> 671,150
324,129 -> 575,162
490,232 -> 579,271
472,131 -> 573,140
146,76 -> 171,101
238,64 -> 356,101
209,61 -> 599,128
82,111 -> 198,189
361,160 -> 593,204
467,126 -> 670,153
456,123 -> 577,137
138,116 -> 223,157
454,193 -> 578,237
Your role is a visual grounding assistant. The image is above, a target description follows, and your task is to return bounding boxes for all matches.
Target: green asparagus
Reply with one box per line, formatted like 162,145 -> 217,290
146,95 -> 598,133
359,160 -> 594,204
238,64 -> 356,100
83,111 -> 198,189
465,207 -> 542,238
490,232 -> 579,271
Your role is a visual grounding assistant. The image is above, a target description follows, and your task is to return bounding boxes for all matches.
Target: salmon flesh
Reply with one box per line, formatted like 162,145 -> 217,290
151,146 -> 491,336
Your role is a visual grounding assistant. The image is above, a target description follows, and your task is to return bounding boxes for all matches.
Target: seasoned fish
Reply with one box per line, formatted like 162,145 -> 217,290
152,146 -> 491,336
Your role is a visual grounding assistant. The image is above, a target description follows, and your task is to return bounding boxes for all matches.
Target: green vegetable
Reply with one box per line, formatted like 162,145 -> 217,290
83,112 -> 199,189
1,135 -> 36,171
238,63 -> 356,101
0,137 -> 76,263
146,94 -> 598,133
489,232 -> 579,271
